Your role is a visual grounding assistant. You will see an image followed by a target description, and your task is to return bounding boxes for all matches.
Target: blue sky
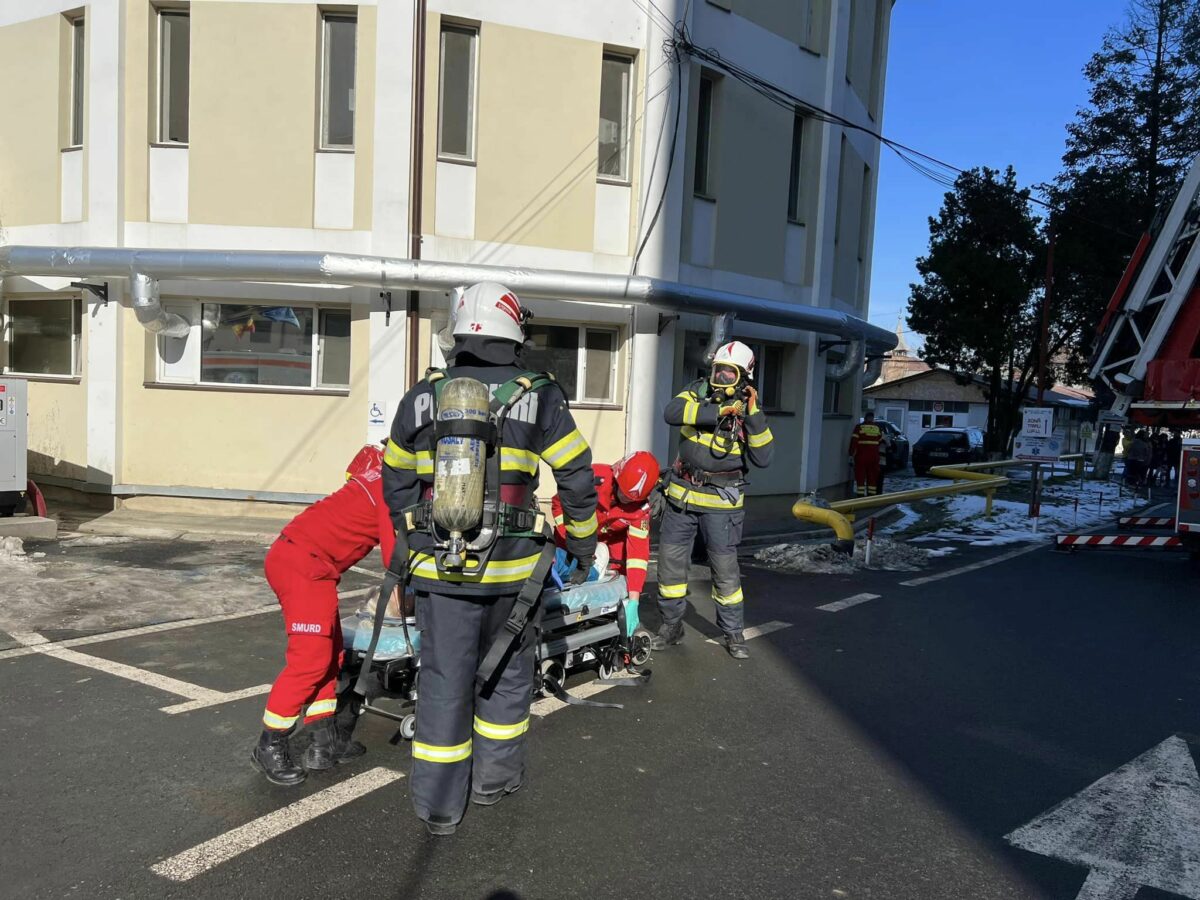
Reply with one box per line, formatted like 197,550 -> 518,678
868,0 -> 1133,347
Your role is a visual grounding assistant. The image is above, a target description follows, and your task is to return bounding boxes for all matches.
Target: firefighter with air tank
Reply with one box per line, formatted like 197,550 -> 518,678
651,341 -> 774,660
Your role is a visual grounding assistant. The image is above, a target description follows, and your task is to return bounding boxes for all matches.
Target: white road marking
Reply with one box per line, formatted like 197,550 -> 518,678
160,683 -> 274,715
349,566 -> 384,580
900,543 -> 1043,587
150,767 -> 404,882
704,620 -> 793,642
816,593 -> 880,613
1006,735 -> 1200,900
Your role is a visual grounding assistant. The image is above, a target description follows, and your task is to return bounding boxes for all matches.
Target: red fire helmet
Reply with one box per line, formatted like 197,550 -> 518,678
613,451 -> 660,503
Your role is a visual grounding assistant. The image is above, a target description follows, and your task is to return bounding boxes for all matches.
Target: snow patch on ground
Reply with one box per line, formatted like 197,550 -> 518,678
755,537 -> 945,574
0,536 -> 42,572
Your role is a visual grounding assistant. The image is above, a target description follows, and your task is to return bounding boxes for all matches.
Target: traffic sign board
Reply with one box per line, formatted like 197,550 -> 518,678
1014,434 -> 1063,462
1021,407 -> 1054,438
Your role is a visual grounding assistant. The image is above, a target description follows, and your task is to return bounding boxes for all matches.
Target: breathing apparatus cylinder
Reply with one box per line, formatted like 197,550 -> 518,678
432,378 -> 491,547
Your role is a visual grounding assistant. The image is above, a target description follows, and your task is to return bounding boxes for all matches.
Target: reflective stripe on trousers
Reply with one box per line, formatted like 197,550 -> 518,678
411,589 -> 535,826
655,503 -> 746,635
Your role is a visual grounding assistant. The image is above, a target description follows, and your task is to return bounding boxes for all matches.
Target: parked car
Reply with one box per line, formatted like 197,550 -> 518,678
879,420 -> 910,471
911,427 -> 986,476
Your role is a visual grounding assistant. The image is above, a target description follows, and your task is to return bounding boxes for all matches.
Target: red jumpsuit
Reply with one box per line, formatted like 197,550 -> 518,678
261,446 -> 396,731
848,421 -> 884,497
551,464 -> 651,595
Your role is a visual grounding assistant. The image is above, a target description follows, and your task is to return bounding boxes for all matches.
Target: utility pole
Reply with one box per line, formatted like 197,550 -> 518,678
1030,223 -> 1055,521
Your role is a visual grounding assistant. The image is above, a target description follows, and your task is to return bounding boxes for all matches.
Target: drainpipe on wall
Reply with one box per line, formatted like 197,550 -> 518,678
130,272 -> 189,338
406,0 -> 428,389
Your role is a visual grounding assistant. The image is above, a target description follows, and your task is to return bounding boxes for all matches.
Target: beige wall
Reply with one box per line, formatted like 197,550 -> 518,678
353,6 -> 377,232
119,302 -> 370,495
189,2 -> 318,228
0,15 -> 63,228
472,24 -> 601,252
124,0 -> 150,222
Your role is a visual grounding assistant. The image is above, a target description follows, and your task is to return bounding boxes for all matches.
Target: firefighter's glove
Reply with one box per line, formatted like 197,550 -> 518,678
567,556 -> 594,586
648,484 -> 666,520
719,400 -> 746,418
743,386 -> 759,413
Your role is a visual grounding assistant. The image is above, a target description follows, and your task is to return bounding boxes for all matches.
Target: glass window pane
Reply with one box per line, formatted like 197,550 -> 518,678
7,300 -> 78,376
787,114 -> 803,222
319,309 -> 351,388
200,304 -> 313,387
598,54 -> 631,179
323,16 -> 356,148
439,26 -> 476,159
71,19 -> 85,146
160,12 -> 190,143
763,344 -> 783,409
694,76 -> 714,195
583,329 -> 615,401
523,325 -> 579,400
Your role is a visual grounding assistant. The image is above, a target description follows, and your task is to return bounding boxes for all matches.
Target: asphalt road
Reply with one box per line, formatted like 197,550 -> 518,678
3,537 -> 1199,900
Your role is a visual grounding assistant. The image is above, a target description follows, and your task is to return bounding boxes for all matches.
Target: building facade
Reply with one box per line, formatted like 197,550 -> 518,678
0,0 -> 893,511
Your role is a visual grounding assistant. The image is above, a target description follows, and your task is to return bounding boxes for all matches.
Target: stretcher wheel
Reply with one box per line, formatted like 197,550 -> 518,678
400,713 -> 417,741
540,658 -> 566,695
630,631 -> 652,667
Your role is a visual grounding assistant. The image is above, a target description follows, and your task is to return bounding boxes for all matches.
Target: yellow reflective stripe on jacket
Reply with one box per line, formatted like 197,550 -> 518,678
262,709 -> 299,730
680,426 -> 741,455
566,512 -> 598,539
415,450 -> 434,475
412,738 -> 472,764
747,428 -> 774,448
682,397 -> 701,426
552,514 -> 565,527
409,552 -> 543,584
658,582 -> 688,599
628,525 -> 650,539
384,439 -> 416,470
712,587 -> 744,606
626,559 -> 648,571
472,716 -> 530,741
500,447 -> 539,475
542,429 -> 588,469
666,481 -> 744,510
306,698 -> 337,718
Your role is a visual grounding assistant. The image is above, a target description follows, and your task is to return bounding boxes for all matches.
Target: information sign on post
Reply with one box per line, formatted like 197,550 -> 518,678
1021,407 -> 1054,440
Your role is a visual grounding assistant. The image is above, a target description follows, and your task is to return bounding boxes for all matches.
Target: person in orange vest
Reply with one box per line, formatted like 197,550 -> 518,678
848,410 -> 885,497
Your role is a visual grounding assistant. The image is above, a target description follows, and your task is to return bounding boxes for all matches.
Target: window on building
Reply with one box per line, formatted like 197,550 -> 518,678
823,378 -> 845,415
4,298 -> 83,377
438,24 -> 477,161
745,342 -> 785,411
802,0 -> 828,54
69,17 -> 85,147
598,52 -> 633,181
694,73 -> 715,197
157,303 -> 350,390
321,14 -> 357,149
787,113 -> 804,224
158,10 -> 190,144
523,324 -> 619,404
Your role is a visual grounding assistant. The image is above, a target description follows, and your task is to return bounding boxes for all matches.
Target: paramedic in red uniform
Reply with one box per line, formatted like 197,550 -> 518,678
551,451 -> 660,600
252,443 -> 396,786
848,410 -> 884,497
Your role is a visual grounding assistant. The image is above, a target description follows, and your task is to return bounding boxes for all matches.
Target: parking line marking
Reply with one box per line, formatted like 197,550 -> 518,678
160,683 -> 273,715
900,543 -> 1043,587
816,593 -> 880,612
150,767 -> 404,882
705,620 -> 793,643
16,635 -> 224,701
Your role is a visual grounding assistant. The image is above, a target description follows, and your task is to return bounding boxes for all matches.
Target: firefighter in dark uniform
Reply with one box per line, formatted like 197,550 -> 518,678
651,340 -> 774,659
382,282 -> 597,835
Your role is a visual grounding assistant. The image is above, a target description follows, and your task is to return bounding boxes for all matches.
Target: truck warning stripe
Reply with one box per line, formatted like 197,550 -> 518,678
1055,534 -> 1182,548
1117,516 -> 1176,527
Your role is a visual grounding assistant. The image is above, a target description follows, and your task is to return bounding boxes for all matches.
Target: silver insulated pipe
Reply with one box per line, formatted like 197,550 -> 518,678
0,245 -> 899,357
130,272 -> 190,338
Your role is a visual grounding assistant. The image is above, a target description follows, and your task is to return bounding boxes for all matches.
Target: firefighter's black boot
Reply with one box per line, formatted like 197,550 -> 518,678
303,717 -> 367,771
724,631 -> 749,660
649,621 -> 684,650
472,779 -> 523,807
252,729 -> 306,786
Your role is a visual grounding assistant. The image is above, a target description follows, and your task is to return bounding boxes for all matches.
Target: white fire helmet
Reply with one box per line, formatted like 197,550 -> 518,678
451,282 -> 530,345
712,340 -> 756,378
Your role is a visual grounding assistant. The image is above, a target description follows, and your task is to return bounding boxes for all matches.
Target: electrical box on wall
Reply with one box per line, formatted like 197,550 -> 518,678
0,377 -> 29,499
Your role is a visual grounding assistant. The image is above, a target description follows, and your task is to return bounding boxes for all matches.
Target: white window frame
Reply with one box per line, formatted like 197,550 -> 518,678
68,16 -> 85,148
745,341 -> 785,412
155,301 -> 351,392
525,322 -> 621,406
2,297 -> 83,379
597,51 -> 634,184
319,12 -> 357,151
156,8 -> 190,146
437,23 -> 479,163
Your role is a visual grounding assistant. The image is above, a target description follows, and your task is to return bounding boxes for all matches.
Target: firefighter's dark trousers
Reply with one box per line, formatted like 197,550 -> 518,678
411,590 -> 534,828
655,503 -> 745,635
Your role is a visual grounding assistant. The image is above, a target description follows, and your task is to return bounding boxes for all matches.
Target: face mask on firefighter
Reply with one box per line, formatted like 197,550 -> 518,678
710,364 -> 742,396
